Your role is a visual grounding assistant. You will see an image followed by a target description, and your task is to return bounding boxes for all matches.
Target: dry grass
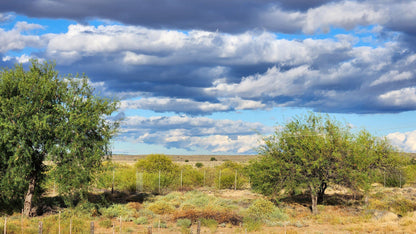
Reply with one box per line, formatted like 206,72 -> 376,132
112,154 -> 258,166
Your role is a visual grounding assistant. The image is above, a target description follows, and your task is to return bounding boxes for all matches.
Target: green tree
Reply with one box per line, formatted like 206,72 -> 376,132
247,112 -> 402,214
0,61 -> 118,215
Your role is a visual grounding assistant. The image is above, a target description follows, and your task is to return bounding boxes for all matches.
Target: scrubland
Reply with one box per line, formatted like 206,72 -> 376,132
2,154 -> 416,233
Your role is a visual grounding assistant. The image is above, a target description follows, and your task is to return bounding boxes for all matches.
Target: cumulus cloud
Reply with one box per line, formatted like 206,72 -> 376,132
119,115 -> 271,153
0,21 -> 44,53
387,130 -> 416,152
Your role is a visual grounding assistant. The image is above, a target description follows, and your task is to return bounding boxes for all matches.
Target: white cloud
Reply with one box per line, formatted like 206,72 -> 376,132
0,21 -> 44,53
119,115 -> 271,153
303,1 -> 385,34
120,98 -> 230,114
379,87 -> 416,108
387,130 -> 416,152
371,71 -> 413,86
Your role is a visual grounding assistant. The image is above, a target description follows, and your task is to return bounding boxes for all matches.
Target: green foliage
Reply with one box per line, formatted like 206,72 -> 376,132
0,60 -> 119,212
147,200 -> 175,215
217,161 -> 248,189
136,154 -> 178,173
177,218 -> 192,227
247,112 -> 403,214
246,198 -> 275,220
134,216 -> 149,225
210,157 -> 217,161
100,204 -> 136,220
195,162 -> 204,168
95,162 -> 136,192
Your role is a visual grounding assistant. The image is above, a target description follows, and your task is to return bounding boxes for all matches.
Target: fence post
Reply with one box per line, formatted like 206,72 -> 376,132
203,170 -> 206,187
197,220 -> 201,234
119,216 -> 122,234
38,221 -> 43,234
90,221 -> 94,234
112,170 -> 115,194
158,170 -> 161,194
136,171 -> 143,193
181,169 -> 183,190
234,170 -> 237,190
218,170 -> 222,189
4,217 -> 6,234
147,226 -> 152,234
21,209 -> 24,234
59,211 -> 61,234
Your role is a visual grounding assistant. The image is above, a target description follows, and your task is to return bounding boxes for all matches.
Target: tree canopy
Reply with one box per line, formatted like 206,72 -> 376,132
247,112 -> 404,214
0,61 -> 119,215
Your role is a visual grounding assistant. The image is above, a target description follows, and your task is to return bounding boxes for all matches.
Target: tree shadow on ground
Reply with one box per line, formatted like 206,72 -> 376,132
280,192 -> 364,211
3,190 -> 153,216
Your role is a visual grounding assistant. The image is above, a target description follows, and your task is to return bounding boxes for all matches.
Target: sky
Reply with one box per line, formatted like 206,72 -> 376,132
1,0 -> 416,155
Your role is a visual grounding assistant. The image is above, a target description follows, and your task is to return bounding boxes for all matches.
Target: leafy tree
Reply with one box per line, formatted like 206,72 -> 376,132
247,112 -> 402,214
0,61 -> 118,215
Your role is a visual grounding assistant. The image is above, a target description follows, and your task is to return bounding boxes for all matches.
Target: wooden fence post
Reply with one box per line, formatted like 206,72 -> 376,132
197,220 -> 201,234
147,226 -> 152,234
38,221 -> 43,234
90,221 -> 94,234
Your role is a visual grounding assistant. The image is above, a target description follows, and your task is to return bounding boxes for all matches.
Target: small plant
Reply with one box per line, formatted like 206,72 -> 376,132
195,162 -> 203,168
147,200 -> 175,215
185,159 -> 189,162
134,216 -> 149,225
210,157 -> 217,161
177,218 -> 192,228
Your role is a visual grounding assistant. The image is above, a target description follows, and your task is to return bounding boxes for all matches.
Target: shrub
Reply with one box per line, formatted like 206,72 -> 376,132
246,198 -> 275,220
210,157 -> 217,161
200,218 -> 218,232
100,204 -> 136,220
147,200 -> 175,215
134,217 -> 148,225
177,218 -> 192,228
136,154 -> 179,173
185,159 -> 189,162
195,162 -> 203,168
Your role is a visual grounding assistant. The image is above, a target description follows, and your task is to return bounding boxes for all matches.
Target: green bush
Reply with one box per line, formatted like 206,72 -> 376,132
195,162 -> 204,168
147,200 -> 175,215
100,204 -> 136,220
134,217 -> 148,225
200,218 -> 218,231
210,157 -> 217,161
177,218 -> 192,228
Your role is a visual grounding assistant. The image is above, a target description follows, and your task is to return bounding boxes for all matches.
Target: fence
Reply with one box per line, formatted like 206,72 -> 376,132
104,165 -> 250,195
1,216 -> 203,234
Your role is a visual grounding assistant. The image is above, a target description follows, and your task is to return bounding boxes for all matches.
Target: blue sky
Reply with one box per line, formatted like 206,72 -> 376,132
1,0 -> 416,154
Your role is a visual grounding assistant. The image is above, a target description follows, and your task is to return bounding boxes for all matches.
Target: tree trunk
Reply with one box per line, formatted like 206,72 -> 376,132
317,182 -> 327,204
23,176 -> 36,217
311,192 -> 318,215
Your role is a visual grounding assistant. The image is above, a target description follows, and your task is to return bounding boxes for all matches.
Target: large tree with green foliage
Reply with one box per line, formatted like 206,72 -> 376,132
0,61 -> 118,216
247,112 -> 403,214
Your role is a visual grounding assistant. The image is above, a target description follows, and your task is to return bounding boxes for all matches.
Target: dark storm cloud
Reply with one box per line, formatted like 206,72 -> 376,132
0,0 -> 341,33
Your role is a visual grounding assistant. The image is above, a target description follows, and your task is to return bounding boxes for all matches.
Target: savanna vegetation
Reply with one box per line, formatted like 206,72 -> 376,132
2,61 -> 416,233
